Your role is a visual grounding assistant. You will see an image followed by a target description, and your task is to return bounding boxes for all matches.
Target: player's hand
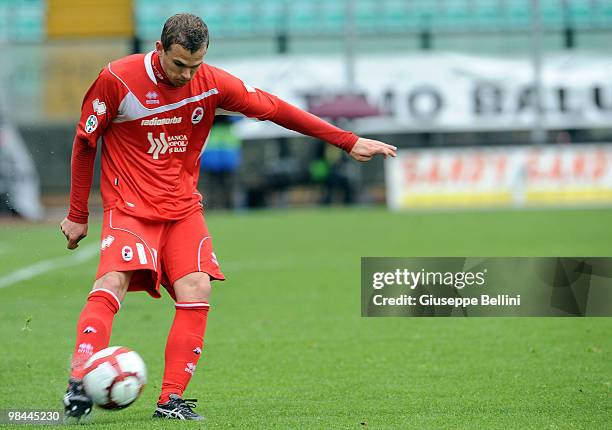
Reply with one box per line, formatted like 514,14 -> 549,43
349,137 -> 397,162
60,217 -> 88,250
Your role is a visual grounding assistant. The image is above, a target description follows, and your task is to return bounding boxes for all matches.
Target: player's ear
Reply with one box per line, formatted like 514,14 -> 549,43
155,40 -> 164,55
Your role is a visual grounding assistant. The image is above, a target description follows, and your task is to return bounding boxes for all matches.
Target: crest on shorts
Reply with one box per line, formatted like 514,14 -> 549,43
122,246 -> 133,262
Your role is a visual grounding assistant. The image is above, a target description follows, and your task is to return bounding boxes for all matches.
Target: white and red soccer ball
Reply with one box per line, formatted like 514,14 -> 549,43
82,346 -> 147,410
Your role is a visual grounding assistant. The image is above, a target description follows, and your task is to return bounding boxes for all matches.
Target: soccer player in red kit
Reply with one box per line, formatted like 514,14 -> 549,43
61,13 -> 396,421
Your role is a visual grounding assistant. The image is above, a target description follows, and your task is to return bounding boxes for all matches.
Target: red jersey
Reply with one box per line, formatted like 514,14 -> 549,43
68,51 -> 358,223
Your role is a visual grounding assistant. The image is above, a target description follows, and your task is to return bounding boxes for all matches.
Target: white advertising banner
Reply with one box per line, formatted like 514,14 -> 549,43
5,49 -> 612,129
220,52 -> 612,138
385,144 -> 612,209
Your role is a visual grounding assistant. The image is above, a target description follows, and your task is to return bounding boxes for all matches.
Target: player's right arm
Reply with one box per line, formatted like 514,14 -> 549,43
61,68 -> 123,250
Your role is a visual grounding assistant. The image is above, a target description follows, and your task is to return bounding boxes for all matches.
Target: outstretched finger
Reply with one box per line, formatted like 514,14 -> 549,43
377,147 -> 395,158
385,144 -> 398,153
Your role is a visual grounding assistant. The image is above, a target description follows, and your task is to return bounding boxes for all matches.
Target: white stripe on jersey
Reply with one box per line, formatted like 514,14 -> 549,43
112,89 -> 219,123
144,51 -> 157,85
107,63 -> 219,123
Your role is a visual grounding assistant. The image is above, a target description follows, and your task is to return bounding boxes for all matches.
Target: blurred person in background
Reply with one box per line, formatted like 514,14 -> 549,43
310,141 -> 359,205
0,88 -> 44,221
60,13 -> 396,421
199,115 -> 242,209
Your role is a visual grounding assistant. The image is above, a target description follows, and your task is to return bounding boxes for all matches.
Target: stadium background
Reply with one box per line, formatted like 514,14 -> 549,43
0,1 -> 610,428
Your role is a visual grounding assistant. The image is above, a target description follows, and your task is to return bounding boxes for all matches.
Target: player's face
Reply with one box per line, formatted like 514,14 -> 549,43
157,42 -> 206,87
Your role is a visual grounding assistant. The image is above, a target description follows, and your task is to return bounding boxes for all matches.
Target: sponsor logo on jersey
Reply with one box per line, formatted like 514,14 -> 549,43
122,246 -> 133,262
140,116 -> 183,126
92,98 -> 107,115
101,235 -> 115,251
185,362 -> 196,375
147,132 -> 189,159
85,115 -> 98,133
191,107 -> 204,124
152,62 -> 165,82
145,91 -> 160,105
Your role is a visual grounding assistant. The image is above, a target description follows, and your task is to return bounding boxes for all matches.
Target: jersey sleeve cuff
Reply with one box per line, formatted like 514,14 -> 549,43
67,213 -> 89,224
342,134 -> 359,153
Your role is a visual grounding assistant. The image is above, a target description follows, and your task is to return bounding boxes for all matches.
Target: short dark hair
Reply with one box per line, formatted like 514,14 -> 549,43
161,13 -> 209,53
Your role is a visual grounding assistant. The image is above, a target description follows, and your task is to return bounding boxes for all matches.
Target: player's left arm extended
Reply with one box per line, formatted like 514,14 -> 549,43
214,68 -> 396,162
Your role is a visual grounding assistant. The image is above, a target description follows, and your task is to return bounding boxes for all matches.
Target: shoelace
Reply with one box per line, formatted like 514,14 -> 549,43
176,398 -> 198,413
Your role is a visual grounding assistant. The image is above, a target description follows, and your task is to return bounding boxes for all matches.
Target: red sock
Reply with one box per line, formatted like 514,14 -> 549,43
70,289 -> 121,379
158,302 -> 210,404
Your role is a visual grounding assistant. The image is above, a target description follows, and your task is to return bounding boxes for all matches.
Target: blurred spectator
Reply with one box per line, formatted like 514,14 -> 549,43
200,115 -> 242,210
0,91 -> 44,221
310,141 -> 357,205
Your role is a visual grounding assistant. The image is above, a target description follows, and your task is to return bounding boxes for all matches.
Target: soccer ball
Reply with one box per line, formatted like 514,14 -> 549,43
82,346 -> 147,410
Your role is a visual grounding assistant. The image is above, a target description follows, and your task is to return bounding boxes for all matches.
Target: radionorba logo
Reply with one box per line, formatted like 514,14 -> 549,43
141,116 -> 182,126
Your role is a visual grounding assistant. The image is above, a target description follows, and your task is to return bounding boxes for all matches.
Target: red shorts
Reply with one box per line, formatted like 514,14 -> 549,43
96,208 -> 225,299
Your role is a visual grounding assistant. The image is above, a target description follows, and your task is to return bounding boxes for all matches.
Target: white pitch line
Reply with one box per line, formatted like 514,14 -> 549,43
0,243 -> 99,289
0,245 -> 350,289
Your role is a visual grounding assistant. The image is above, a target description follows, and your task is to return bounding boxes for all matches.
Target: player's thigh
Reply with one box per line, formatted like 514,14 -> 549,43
161,210 -> 225,298
97,209 -> 164,298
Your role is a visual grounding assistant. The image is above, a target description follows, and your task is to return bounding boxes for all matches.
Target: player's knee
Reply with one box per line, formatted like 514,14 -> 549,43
93,271 -> 131,302
174,272 -> 211,302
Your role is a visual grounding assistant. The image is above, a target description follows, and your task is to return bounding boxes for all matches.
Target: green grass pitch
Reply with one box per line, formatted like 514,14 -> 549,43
0,207 -> 610,429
